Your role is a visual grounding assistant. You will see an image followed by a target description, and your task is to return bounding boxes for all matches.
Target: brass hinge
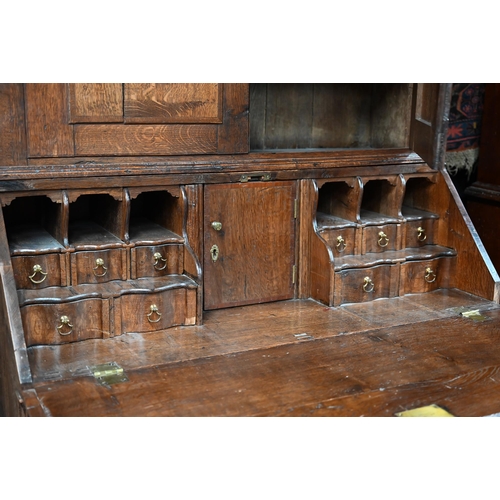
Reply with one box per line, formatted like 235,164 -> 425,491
292,264 -> 297,284
294,199 -> 298,219
88,362 -> 128,386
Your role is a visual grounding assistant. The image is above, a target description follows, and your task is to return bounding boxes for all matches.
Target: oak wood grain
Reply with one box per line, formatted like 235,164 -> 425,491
68,84 -> 124,123
0,84 -> 27,166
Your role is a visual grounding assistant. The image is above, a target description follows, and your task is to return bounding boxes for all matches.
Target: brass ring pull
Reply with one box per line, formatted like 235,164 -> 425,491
147,304 -> 162,323
363,276 -> 375,293
378,231 -> 389,247
153,252 -> 167,271
417,227 -> 427,242
336,235 -> 346,252
57,315 -> 73,336
29,264 -> 48,284
425,267 -> 436,283
93,258 -> 108,277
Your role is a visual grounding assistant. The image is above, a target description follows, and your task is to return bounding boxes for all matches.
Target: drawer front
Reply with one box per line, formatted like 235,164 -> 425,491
118,288 -> 197,334
405,219 -> 436,248
334,264 -> 400,306
71,248 -> 128,284
400,257 -> 456,295
362,224 -> 399,253
131,244 -> 184,279
11,253 -> 65,289
21,298 -> 106,346
319,228 -> 356,256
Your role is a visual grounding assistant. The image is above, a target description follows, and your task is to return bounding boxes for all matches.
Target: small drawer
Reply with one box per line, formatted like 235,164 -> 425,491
400,257 -> 456,295
333,264 -> 400,306
131,244 -> 184,279
405,219 -> 436,248
117,287 -> 197,334
21,297 -> 107,346
11,253 -> 66,289
361,224 -> 399,253
319,228 -> 356,256
71,248 -> 128,285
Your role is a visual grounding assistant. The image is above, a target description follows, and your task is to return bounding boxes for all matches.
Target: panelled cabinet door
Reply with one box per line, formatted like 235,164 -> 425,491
204,181 -> 297,310
24,83 -> 249,157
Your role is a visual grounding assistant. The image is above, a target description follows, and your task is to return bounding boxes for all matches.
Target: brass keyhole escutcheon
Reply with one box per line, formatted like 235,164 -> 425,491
378,231 -> 389,248
57,315 -> 74,336
93,258 -> 108,277
211,221 -> 222,231
425,267 -> 436,283
210,244 -> 219,262
29,264 -> 48,284
363,276 -> 375,293
147,304 -> 162,323
336,235 -> 346,252
153,252 -> 167,271
417,227 -> 427,242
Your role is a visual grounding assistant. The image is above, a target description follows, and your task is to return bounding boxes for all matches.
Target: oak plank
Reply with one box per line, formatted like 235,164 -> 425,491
0,84 -> 27,166
68,84 -> 124,123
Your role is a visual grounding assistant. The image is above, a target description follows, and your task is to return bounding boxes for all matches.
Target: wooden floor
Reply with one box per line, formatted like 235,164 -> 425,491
22,289 -> 500,417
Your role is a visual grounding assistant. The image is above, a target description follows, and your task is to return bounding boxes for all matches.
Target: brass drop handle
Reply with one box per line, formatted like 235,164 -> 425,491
57,315 -> 73,336
29,264 -> 48,284
378,231 -> 389,248
147,304 -> 162,323
93,258 -> 108,277
425,267 -> 436,283
153,252 -> 167,271
363,276 -> 375,293
336,235 -> 346,252
417,227 -> 427,242
210,244 -> 219,262
211,221 -> 222,231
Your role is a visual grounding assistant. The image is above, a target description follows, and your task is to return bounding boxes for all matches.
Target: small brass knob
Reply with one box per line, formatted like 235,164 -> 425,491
211,221 -> 222,231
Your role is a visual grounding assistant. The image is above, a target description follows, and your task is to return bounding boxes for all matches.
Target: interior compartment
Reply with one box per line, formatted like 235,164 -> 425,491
316,180 -> 360,226
250,83 -> 413,151
360,178 -> 400,223
402,176 -> 438,219
128,190 -> 184,244
2,195 -> 65,253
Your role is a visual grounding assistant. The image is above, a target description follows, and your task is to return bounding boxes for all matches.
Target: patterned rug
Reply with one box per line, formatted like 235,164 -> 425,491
445,83 -> 485,179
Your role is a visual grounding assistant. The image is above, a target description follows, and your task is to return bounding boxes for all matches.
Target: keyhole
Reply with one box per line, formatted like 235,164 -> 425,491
210,244 -> 219,262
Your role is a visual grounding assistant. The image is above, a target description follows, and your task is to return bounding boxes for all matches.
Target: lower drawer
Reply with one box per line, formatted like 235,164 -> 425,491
21,298 -> 107,346
131,244 -> 184,279
400,257 -> 456,295
117,287 -> 197,334
333,264 -> 400,306
71,248 -> 128,285
12,253 -> 66,289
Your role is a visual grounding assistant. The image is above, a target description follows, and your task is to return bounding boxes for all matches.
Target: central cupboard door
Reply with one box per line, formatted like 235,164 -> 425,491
204,181 -> 297,310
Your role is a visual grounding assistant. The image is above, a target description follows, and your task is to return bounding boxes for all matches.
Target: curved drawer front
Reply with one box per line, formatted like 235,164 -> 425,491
400,257 -> 456,295
118,287 -> 197,334
11,253 -> 65,289
131,244 -> 184,279
405,219 -> 436,248
21,298 -> 106,346
319,228 -> 356,256
334,264 -> 400,306
361,224 -> 399,254
71,248 -> 128,284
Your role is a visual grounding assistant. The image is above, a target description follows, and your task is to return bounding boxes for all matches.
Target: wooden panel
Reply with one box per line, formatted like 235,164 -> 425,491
124,84 -> 222,123
0,84 -> 27,166
217,83 -> 249,154
74,124 -> 218,156
25,84 -> 74,158
21,298 -> 105,346
204,181 -> 296,310
68,84 -> 123,123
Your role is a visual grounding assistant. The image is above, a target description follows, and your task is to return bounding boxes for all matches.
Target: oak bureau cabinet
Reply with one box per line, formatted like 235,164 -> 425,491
0,83 -> 498,417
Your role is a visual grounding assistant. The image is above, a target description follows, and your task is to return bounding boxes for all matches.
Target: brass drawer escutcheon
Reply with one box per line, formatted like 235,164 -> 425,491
210,244 -> 219,262
57,315 -> 74,336
363,276 -> 375,293
153,252 -> 167,271
29,264 -> 48,284
377,231 -> 389,247
93,258 -> 108,277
